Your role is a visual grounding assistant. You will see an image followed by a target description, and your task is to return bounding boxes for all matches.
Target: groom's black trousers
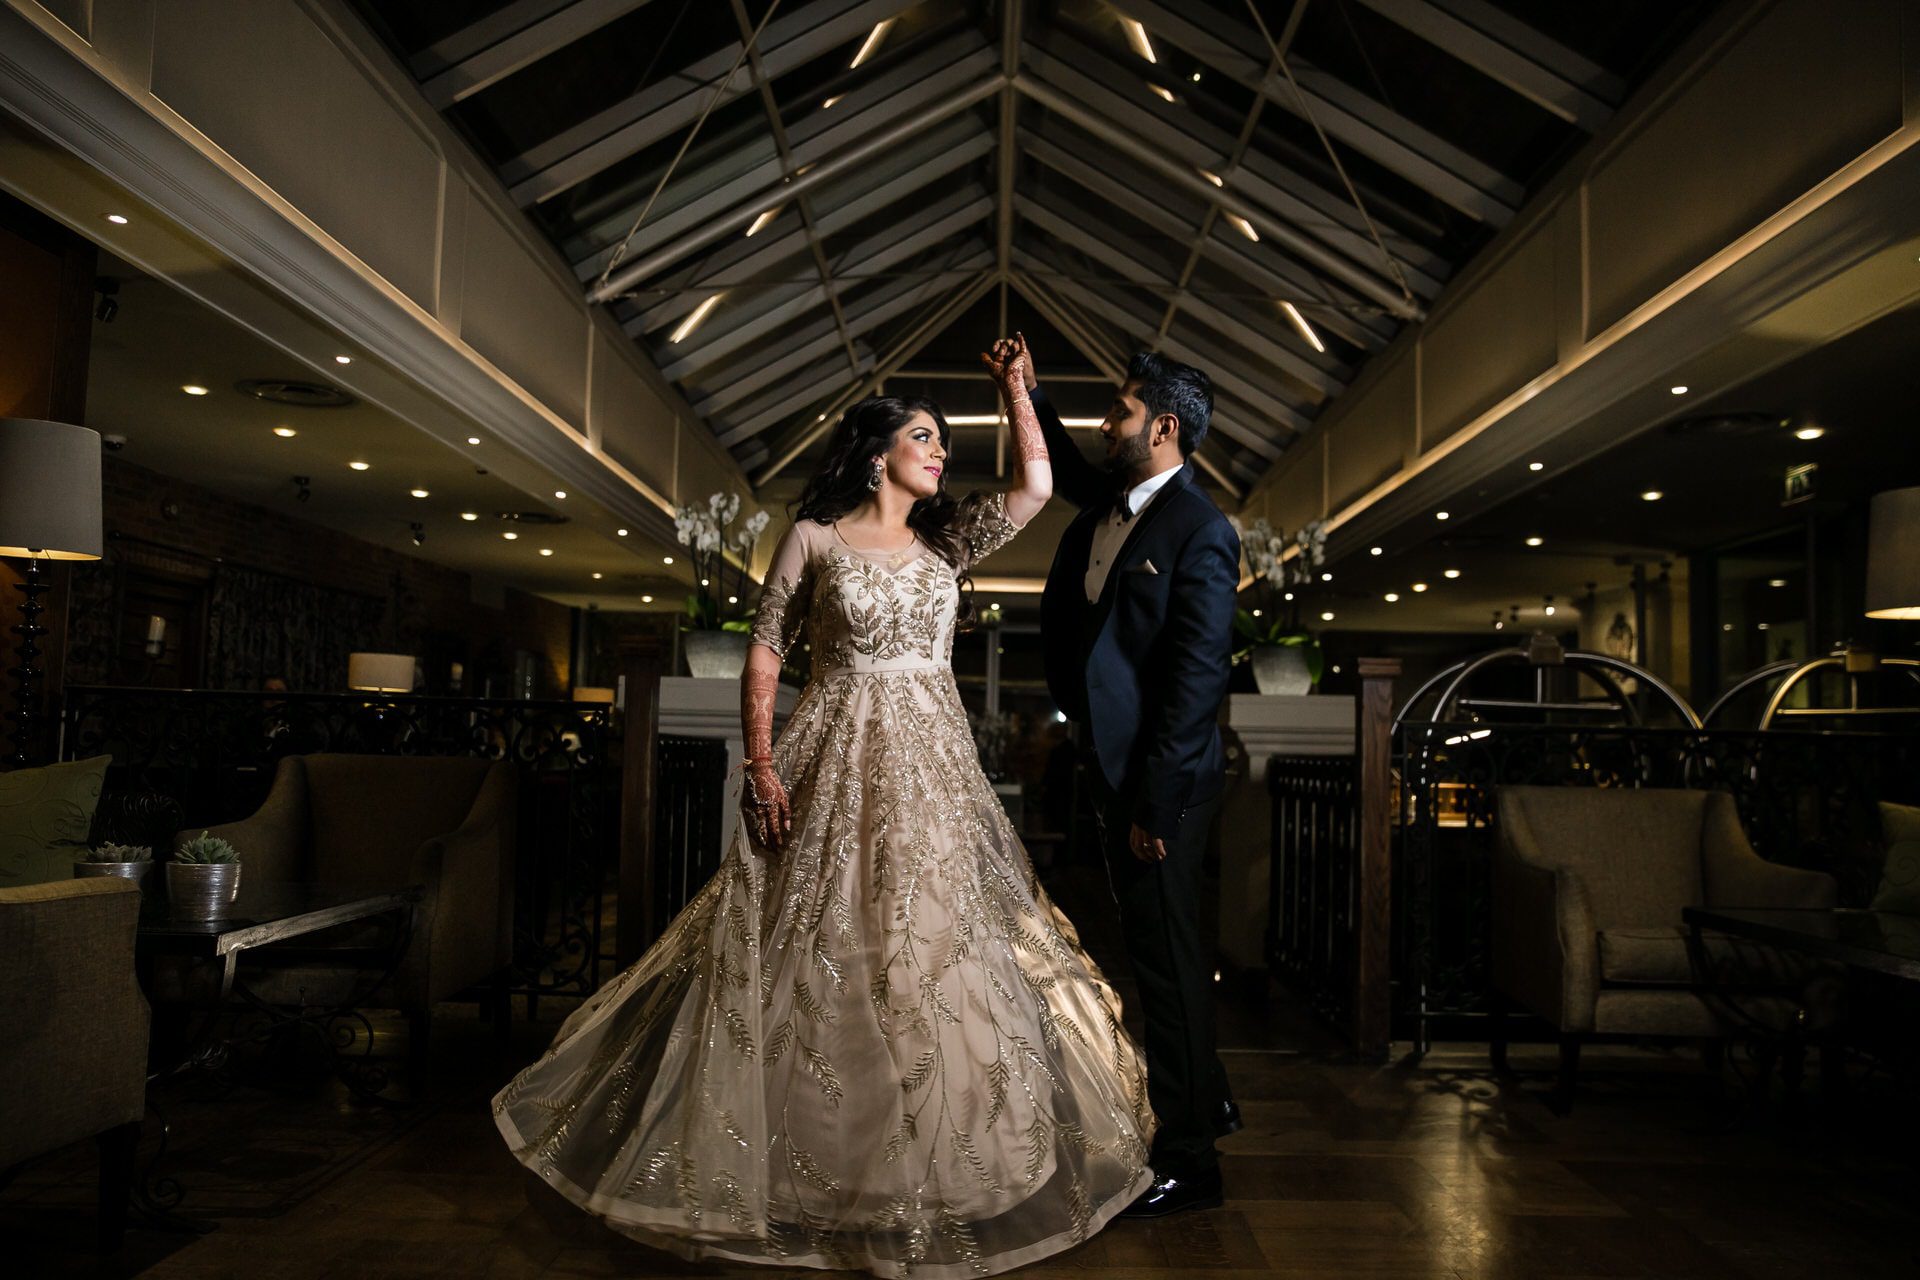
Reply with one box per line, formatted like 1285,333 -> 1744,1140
1091,778 -> 1228,1176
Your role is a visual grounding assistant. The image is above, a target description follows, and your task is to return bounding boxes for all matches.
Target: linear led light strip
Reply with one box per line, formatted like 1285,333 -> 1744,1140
851,19 -> 896,69
671,293 -> 722,344
944,414 -> 1104,427
1123,18 -> 1156,63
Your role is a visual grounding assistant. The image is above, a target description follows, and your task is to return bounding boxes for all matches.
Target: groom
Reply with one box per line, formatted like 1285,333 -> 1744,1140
1002,336 -> 1241,1217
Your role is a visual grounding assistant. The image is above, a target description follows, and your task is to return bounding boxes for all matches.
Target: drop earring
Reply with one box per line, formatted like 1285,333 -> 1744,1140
867,458 -> 884,491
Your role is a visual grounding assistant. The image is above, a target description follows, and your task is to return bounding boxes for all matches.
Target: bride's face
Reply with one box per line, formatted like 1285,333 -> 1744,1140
876,411 -> 947,500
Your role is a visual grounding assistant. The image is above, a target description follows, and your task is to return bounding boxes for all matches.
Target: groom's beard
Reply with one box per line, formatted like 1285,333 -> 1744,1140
1102,420 -> 1154,475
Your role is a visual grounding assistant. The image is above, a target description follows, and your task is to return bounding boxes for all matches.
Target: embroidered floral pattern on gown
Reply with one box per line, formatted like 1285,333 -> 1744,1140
493,491 -> 1154,1278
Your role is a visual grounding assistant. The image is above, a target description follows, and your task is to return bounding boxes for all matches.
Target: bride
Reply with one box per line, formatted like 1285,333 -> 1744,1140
493,341 -> 1153,1277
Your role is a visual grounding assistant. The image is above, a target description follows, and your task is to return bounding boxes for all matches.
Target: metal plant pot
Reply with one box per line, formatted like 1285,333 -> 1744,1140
1250,644 -> 1314,696
684,630 -> 751,679
167,861 -> 241,920
75,860 -> 153,888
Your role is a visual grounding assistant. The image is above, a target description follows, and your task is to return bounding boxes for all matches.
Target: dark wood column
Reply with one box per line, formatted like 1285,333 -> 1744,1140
1352,657 -> 1401,1061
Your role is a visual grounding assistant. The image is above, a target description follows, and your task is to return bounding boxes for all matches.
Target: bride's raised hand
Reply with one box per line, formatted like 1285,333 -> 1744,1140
743,761 -> 792,856
979,336 -> 1029,399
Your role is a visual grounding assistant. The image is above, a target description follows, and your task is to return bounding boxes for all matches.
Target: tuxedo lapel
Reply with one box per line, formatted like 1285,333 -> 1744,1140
1091,461 -> 1194,623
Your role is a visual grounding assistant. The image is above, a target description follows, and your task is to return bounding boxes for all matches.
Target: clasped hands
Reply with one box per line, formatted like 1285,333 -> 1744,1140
980,331 -> 1037,397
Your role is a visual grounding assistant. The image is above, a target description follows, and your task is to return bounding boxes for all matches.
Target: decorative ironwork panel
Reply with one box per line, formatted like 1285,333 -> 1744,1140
1267,754 -> 1358,1030
59,685 -> 617,998
1393,722 -> 1920,1050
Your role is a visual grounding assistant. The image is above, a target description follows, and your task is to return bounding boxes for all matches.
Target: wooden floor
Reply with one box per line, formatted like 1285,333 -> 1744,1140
10,862 -> 1920,1278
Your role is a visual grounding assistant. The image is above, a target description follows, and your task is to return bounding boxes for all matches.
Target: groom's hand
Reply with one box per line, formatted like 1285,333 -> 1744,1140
1128,821 -> 1168,863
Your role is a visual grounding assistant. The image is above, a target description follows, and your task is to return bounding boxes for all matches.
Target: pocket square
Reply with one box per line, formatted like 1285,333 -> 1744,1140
1126,559 -> 1160,575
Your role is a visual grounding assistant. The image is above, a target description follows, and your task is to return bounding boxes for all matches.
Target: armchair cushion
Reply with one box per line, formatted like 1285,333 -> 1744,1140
0,755 -> 110,888
1597,926 -> 1823,987
0,878 -> 148,1169
1869,801 -> 1920,915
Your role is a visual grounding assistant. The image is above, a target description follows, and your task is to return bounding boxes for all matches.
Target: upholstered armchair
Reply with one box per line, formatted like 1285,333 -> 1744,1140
0,878 -> 148,1249
1490,786 -> 1838,1109
200,754 -> 516,1065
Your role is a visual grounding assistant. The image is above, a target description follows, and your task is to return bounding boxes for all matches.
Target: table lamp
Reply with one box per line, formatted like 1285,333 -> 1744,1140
1865,485 -> 1920,620
0,419 -> 103,767
347,652 -> 416,693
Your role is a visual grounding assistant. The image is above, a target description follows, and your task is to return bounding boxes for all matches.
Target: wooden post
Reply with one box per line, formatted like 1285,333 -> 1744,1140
615,634 -> 668,968
1352,657 -> 1400,1061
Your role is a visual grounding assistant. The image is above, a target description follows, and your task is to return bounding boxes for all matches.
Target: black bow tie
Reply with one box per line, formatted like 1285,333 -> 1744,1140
1112,488 -> 1135,523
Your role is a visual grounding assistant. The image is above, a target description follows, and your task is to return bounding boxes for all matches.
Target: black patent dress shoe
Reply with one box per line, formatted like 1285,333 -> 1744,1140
1217,1098 -> 1243,1136
1118,1165 -> 1224,1218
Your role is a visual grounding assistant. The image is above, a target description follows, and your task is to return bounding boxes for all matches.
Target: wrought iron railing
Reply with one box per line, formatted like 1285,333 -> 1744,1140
1266,754 -> 1358,1029
652,735 -> 730,939
58,685 -> 618,997
1392,722 -> 1920,1049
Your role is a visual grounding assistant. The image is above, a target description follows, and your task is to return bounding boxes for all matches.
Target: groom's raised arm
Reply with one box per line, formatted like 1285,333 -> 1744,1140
1029,384 -> 1109,511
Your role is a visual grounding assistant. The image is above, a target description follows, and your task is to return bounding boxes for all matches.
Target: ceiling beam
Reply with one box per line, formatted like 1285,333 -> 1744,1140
1020,129 -> 1393,351
1013,73 -> 1425,322
619,120 -> 991,325
503,0 -> 918,206
1015,196 -> 1348,395
569,36 -> 996,281
415,0 -> 657,109
657,194 -> 994,379
589,74 -> 1001,301
727,0 -> 859,380
1350,0 -> 1619,130
755,271 -> 999,485
721,350 -> 881,445
1107,0 -> 1521,223
702,257 -> 994,423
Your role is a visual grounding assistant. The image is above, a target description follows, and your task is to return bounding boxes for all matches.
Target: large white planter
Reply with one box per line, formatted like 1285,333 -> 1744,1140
683,630 -> 750,679
1250,644 -> 1314,695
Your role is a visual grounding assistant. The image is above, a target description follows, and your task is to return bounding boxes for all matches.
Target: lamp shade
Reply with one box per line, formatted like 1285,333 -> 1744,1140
1865,486 -> 1920,620
571,686 -> 615,704
347,652 -> 416,692
0,418 -> 102,559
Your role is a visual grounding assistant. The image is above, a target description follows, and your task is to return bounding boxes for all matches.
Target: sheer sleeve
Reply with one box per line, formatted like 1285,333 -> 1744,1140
748,523 -> 811,659
957,489 -> 1025,566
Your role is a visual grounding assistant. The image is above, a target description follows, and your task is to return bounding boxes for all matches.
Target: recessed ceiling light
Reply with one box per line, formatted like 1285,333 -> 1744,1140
1641,490 -> 1664,502
181,385 -> 209,396
663,555 -> 673,564
503,531 -> 518,540
1794,426 -> 1826,441
1545,605 -> 1557,616
642,594 -> 654,603
1320,611 -> 1335,622
1444,569 -> 1461,579
410,488 -> 429,498
1723,623 -> 1734,632
1251,608 -> 1262,617
1384,593 -> 1399,603
554,490 -> 567,500
1190,71 -> 1201,82
1411,583 -> 1428,593
1768,578 -> 1788,588
1757,622 -> 1770,631
1525,536 -> 1544,547
348,460 -> 370,471
1435,510 -> 1450,521
334,355 -> 352,365
1369,546 -> 1383,556
1670,385 -> 1689,395
1283,591 -> 1293,601
617,528 -> 629,537
1320,572 -> 1332,581
273,426 -> 297,438
728,595 -> 739,604
105,213 -> 129,225
467,436 -> 481,446
592,572 -> 603,580
460,512 -> 478,521
1528,461 -> 1544,472
539,548 -> 553,556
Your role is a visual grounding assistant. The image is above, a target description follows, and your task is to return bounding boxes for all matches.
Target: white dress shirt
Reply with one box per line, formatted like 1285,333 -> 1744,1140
1084,461 -> 1182,602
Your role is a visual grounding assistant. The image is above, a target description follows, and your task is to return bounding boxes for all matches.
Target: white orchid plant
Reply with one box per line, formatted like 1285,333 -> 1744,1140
1225,515 -> 1328,684
673,492 -> 771,632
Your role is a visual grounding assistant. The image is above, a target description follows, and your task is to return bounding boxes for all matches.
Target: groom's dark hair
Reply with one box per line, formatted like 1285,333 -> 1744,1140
1126,351 -> 1212,456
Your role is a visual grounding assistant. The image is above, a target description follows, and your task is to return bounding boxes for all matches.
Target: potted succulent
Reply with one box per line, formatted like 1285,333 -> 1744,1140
673,492 -> 772,679
75,842 -> 153,887
167,831 -> 242,920
1227,516 -> 1328,695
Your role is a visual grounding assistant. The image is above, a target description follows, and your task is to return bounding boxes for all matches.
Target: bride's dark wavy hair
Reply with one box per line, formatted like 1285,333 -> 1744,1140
792,395 -> 989,630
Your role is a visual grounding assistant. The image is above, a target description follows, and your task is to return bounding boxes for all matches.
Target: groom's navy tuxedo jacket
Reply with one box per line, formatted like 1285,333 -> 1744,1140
1032,385 -> 1241,842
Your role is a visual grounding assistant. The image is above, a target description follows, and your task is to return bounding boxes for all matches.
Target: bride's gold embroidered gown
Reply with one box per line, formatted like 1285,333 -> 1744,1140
493,492 -> 1154,1277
